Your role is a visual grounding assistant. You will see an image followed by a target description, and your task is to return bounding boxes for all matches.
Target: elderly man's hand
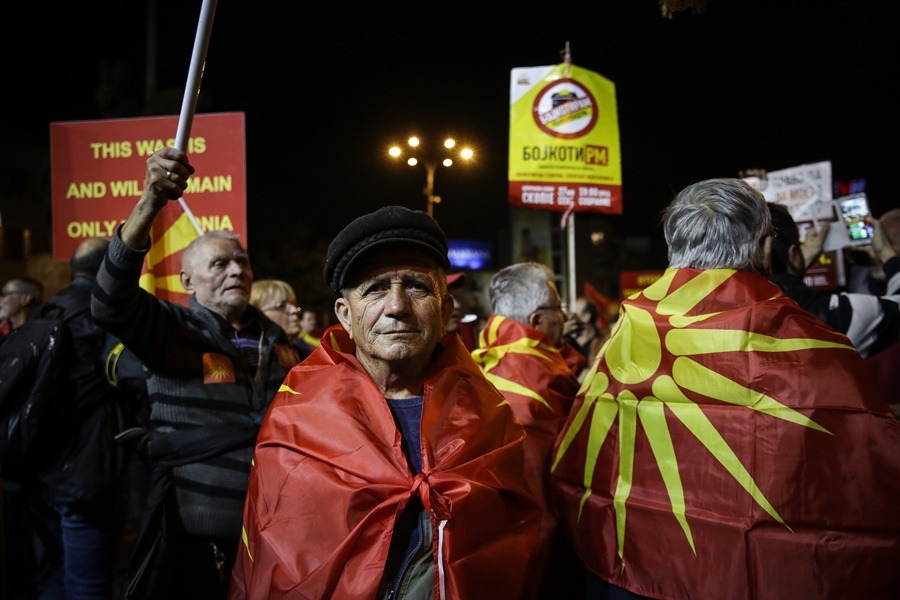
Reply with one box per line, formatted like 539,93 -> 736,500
143,147 -> 195,210
119,147 -> 196,249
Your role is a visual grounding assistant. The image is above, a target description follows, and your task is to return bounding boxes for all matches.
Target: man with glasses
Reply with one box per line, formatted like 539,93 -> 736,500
0,277 -> 44,332
470,261 -> 584,599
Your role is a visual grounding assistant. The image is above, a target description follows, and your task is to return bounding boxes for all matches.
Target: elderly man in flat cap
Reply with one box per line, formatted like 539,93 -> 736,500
230,206 -> 542,600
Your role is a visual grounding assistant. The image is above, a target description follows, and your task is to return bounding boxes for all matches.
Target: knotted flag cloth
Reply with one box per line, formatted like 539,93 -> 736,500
230,325 -> 542,600
551,268 -> 900,600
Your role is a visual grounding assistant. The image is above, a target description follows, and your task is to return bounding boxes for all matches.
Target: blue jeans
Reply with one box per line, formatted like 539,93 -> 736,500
32,497 -> 116,600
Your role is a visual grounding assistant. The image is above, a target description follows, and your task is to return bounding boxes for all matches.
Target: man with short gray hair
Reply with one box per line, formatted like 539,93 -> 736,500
91,146 -> 298,599
552,178 -> 900,599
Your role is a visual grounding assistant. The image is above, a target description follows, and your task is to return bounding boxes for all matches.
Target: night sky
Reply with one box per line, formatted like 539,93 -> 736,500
6,1 -> 899,304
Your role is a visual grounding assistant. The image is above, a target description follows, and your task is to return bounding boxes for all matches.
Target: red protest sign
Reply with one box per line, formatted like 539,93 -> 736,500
49,112 -> 246,260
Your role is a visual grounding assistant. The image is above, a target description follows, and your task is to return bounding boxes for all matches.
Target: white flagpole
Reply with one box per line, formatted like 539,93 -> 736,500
174,0 -> 218,235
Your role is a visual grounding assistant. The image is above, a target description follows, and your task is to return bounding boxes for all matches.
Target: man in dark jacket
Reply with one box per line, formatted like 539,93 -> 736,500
25,238 -> 143,598
91,146 -> 299,599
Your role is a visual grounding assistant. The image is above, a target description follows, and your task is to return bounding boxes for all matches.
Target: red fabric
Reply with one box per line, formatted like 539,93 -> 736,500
552,268 -> 900,600
559,342 -> 587,376
471,315 -> 580,594
583,281 -> 617,330
230,325 -> 541,600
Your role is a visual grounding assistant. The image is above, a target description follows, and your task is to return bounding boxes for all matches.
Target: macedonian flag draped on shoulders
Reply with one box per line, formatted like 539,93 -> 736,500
230,325 -> 542,600
471,314 -> 581,594
550,267 -> 900,600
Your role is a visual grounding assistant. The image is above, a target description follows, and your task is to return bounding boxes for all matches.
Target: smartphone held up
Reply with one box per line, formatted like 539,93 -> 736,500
836,193 -> 875,245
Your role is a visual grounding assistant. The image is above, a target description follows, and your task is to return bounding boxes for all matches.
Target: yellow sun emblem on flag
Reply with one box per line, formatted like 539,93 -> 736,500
202,352 -> 235,384
472,315 -> 560,409
552,269 -> 853,558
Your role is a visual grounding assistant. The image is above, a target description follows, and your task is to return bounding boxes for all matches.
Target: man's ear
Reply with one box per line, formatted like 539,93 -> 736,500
441,293 -> 454,329
335,297 -> 352,338
180,271 -> 195,295
528,310 -> 541,330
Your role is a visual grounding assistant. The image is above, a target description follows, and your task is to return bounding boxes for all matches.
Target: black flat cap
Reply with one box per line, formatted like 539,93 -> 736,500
324,205 -> 450,294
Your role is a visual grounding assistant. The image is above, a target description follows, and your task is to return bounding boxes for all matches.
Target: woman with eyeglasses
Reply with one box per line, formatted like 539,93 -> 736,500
250,279 -> 312,360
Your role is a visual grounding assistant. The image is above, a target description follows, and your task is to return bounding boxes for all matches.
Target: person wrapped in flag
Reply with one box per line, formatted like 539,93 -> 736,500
230,206 -> 542,599
471,262 -> 584,599
551,178 -> 900,600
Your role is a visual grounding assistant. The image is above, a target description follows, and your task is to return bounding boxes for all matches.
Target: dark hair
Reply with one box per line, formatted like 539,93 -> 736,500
71,238 -> 110,279
766,202 -> 800,275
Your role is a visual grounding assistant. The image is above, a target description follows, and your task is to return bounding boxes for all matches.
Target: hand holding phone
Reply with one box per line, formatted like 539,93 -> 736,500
836,194 -> 875,245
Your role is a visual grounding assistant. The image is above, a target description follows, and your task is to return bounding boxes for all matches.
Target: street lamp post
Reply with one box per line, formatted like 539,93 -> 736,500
388,136 -> 474,218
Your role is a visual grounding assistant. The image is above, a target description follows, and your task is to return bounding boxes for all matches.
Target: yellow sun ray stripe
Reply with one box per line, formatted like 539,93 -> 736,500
146,212 -> 197,267
482,314 -> 505,345
638,399 -> 696,554
240,525 -> 253,561
146,274 -> 185,293
325,331 -> 345,352
655,269 -> 734,314
278,384 -> 301,395
666,328 -> 854,355
652,375 -> 789,528
484,372 -> 551,409
138,272 -> 156,295
641,268 -> 677,301
553,372 -> 610,471
614,391 -> 639,559
473,339 -> 557,373
577,392 -> 618,520
672,357 -> 830,433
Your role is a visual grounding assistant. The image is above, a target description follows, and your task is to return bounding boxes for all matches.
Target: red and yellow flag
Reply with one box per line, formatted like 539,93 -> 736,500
552,268 -> 900,599
472,315 -> 580,591
231,326 -> 542,599
583,280 -> 618,330
139,200 -> 201,306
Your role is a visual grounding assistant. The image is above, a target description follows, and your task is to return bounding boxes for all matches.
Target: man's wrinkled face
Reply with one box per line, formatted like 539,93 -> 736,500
181,237 -> 253,317
335,250 -> 452,369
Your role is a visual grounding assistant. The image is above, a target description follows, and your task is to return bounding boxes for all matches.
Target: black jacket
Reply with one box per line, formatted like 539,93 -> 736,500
34,277 -> 143,503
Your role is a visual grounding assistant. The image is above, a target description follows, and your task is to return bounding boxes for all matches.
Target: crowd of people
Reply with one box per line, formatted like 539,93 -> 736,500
2,146 -> 899,600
